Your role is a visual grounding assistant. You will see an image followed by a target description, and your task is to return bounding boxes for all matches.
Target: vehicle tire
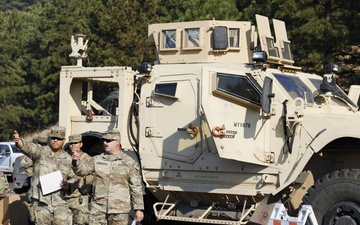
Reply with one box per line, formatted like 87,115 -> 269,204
302,169 -> 360,225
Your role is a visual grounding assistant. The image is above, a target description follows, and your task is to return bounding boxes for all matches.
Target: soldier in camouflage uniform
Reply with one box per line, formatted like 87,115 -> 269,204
12,126 -> 79,225
0,171 -> 9,198
21,133 -> 49,225
67,134 -> 92,225
72,130 -> 144,225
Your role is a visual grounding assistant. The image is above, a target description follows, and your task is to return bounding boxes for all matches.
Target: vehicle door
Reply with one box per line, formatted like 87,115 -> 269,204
201,67 -> 270,166
0,143 -> 12,172
141,74 -> 201,164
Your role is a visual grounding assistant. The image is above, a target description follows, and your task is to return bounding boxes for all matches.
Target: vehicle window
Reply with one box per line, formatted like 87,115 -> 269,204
184,28 -> 200,48
0,144 -> 11,155
266,37 -> 279,58
155,83 -> 178,99
229,28 -> 240,48
273,73 -> 314,103
11,144 -> 21,153
162,29 -> 176,49
309,78 -> 358,108
0,145 -> 6,154
216,73 -> 261,105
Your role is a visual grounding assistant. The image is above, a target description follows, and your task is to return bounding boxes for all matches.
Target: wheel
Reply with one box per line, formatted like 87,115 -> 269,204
302,169 -> 360,225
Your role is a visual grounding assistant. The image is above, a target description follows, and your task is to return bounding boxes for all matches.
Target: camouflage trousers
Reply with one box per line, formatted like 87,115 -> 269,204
33,200 -> 72,225
89,210 -> 130,225
24,201 -> 35,223
68,195 -> 90,225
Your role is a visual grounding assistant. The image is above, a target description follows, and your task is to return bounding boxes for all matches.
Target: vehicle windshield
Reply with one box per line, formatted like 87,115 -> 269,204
11,144 -> 21,153
273,73 -> 314,103
309,78 -> 358,108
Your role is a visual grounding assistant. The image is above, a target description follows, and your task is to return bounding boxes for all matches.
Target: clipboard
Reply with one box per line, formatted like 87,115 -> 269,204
39,170 -> 63,195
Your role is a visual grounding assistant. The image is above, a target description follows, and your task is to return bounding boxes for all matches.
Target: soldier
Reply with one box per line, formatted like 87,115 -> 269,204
67,134 -> 92,225
72,130 -> 144,225
0,171 -> 9,198
12,126 -> 78,225
21,132 -> 49,225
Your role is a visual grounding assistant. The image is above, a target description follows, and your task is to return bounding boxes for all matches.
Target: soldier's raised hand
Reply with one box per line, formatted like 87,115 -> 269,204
71,151 -> 81,167
12,130 -> 24,149
12,130 -> 19,142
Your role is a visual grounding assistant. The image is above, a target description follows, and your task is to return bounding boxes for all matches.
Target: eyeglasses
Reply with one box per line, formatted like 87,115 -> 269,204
50,137 -> 64,141
101,138 -> 118,143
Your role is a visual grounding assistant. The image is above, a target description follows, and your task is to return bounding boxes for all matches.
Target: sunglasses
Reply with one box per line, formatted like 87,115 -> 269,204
50,137 -> 64,141
101,138 -> 118,143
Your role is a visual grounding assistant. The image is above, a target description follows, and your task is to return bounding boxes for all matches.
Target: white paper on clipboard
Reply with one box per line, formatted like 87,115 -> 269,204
39,170 -> 63,195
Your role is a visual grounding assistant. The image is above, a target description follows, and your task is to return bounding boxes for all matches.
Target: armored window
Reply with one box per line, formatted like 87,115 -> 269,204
161,29 -> 177,50
266,37 -> 279,58
214,73 -> 261,105
155,83 -> 180,99
184,28 -> 200,48
274,74 -> 314,103
229,28 -> 240,49
282,41 -> 293,61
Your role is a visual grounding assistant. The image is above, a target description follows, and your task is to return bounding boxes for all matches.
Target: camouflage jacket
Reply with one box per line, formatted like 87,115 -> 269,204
67,151 -> 93,199
20,154 -> 35,199
20,155 -> 34,177
20,140 -> 78,206
73,151 -> 144,213
0,172 -> 8,198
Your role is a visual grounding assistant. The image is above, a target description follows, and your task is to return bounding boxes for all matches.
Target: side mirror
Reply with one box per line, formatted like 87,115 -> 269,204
261,77 -> 275,114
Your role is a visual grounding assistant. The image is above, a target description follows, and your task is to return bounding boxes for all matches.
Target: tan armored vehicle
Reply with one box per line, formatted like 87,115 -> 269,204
59,15 -> 360,224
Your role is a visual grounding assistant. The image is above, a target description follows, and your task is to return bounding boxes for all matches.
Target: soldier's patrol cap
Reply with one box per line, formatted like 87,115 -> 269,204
68,134 -> 82,143
49,126 -> 66,139
37,133 -> 48,144
102,130 -> 121,140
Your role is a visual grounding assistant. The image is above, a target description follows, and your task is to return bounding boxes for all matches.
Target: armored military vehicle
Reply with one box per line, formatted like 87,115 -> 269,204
59,15 -> 360,224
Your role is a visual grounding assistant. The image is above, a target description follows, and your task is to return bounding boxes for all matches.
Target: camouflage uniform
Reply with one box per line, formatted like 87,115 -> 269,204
18,126 -> 78,225
21,133 -> 50,224
21,156 -> 34,177
73,131 -> 144,225
20,155 -> 35,223
0,171 -> 9,198
67,152 -> 93,225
